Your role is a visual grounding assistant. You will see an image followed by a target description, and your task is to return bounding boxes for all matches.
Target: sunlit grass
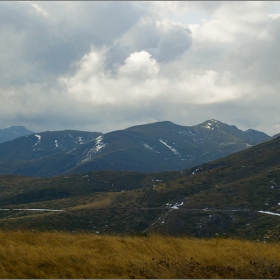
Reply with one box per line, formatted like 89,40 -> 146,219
0,231 -> 280,278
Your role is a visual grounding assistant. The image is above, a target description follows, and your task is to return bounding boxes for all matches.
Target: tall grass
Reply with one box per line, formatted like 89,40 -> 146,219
0,230 -> 280,278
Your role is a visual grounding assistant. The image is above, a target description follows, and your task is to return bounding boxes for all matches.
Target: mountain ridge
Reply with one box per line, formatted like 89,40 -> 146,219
0,119 -> 272,176
0,133 -> 279,240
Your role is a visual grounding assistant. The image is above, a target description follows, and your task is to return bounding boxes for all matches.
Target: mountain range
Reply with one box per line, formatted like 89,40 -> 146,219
0,119 -> 271,176
0,130 -> 279,241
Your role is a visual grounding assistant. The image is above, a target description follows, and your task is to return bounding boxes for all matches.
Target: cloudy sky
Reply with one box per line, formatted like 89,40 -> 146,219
1,1 -> 280,135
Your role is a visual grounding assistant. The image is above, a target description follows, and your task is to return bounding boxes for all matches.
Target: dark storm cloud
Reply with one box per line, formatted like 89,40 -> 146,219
29,2 -> 143,75
0,1 -> 143,80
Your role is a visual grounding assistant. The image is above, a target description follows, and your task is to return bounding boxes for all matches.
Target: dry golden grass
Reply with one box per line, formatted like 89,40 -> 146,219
0,230 -> 280,278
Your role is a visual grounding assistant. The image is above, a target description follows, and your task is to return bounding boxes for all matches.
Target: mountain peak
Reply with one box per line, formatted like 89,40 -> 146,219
126,121 -> 177,131
196,119 -> 224,130
0,126 -> 34,144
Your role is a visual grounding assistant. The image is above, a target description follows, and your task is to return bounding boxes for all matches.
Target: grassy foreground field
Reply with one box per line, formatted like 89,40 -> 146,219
0,231 -> 280,278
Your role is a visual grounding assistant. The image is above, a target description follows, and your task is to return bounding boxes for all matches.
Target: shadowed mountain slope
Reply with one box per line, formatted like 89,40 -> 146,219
0,119 -> 271,176
52,119 -> 272,174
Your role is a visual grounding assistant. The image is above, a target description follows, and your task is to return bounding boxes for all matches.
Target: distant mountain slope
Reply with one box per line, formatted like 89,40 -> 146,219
0,119 -> 271,176
273,133 -> 280,139
0,130 -> 102,176
244,129 -> 271,145
0,126 -> 34,143
67,119 -> 271,174
0,134 -> 279,240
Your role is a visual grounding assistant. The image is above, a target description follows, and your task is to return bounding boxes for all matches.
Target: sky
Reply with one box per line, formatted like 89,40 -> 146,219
1,1 -> 280,135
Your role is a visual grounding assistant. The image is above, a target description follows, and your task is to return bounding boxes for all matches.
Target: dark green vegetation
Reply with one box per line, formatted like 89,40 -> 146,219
0,134 -> 279,242
0,125 -> 33,143
0,119 -> 270,176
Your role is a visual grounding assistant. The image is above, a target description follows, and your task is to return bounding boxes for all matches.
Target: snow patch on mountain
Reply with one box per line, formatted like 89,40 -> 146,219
94,135 -> 106,152
202,123 -> 212,129
201,120 -> 220,130
141,142 -> 160,153
167,201 -> 184,210
219,142 -> 236,146
143,143 -> 153,151
33,134 -> 42,150
159,139 -> 180,156
55,140 -> 58,148
34,134 -> 41,146
192,168 -> 201,175
258,211 -> 280,217
81,136 -> 107,163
